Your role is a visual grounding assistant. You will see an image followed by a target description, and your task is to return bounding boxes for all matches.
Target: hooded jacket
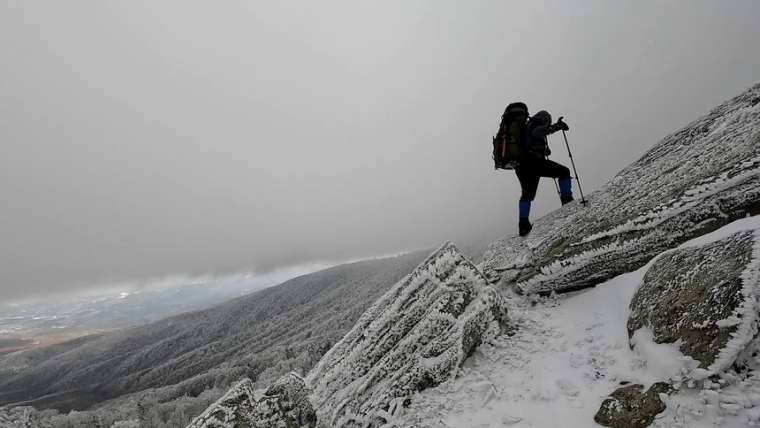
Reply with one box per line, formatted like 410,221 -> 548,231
523,110 -> 559,159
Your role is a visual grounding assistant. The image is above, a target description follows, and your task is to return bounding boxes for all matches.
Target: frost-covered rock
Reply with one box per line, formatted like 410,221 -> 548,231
187,378 -> 256,428
628,230 -> 760,377
483,83 -> 760,295
307,242 -> 508,427
250,372 -> 316,428
187,373 -> 315,428
594,382 -> 674,428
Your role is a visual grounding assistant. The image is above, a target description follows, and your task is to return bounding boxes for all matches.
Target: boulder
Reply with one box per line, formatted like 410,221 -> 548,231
186,378 -> 256,428
594,382 -> 674,428
187,373 -> 315,428
251,372 -> 316,428
307,242 -> 508,427
628,230 -> 760,376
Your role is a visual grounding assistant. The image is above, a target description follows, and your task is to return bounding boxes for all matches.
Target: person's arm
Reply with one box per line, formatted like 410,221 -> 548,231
531,124 -> 553,139
533,122 -> 568,139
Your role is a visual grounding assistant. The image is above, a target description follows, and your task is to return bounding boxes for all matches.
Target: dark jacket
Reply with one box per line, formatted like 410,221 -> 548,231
523,110 -> 559,160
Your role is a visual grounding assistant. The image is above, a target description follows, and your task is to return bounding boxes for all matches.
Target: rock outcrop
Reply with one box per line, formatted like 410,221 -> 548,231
187,373 -> 315,428
628,230 -> 760,378
307,242 -> 508,427
594,382 -> 674,428
483,83 -> 760,295
187,378 -> 256,428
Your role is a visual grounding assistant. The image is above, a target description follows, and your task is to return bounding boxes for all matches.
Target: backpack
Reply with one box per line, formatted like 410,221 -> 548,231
492,102 -> 528,170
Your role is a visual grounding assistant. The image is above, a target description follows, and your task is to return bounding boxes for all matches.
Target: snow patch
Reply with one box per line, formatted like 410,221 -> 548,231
629,328 -> 699,381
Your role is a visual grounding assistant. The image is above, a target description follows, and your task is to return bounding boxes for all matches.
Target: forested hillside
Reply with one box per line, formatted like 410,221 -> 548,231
0,250 -> 431,427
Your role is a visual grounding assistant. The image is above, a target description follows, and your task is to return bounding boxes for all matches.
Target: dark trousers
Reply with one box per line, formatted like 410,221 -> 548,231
515,158 -> 571,202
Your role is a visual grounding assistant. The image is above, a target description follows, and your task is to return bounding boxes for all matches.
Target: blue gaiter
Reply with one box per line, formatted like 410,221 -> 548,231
519,201 -> 531,219
558,178 -> 573,197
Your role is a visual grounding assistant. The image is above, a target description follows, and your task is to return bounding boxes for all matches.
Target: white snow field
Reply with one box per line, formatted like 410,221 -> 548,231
398,216 -> 760,428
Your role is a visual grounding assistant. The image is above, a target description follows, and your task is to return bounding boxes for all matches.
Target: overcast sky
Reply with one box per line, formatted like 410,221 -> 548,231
1,1 -> 759,302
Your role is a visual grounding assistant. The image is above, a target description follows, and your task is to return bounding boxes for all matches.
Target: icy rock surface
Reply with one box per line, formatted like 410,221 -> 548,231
483,83 -> 760,295
594,382 -> 674,428
187,373 -> 315,428
628,231 -> 760,375
307,242 -> 508,427
187,378 -> 256,428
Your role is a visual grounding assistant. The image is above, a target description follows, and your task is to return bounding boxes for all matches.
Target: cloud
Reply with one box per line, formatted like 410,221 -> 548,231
1,1 -> 759,301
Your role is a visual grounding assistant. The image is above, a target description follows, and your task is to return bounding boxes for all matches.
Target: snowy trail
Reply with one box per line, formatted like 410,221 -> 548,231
399,217 -> 760,428
400,271 -> 654,427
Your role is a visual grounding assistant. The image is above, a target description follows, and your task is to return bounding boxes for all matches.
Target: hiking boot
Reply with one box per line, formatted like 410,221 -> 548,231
519,218 -> 532,237
561,195 -> 574,205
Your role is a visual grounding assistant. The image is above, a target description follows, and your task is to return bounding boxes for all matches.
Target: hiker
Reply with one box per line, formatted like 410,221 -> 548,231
515,110 -> 573,236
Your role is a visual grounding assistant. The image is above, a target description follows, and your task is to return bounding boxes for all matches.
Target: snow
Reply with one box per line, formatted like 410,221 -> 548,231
629,329 -> 698,382
398,217 -> 760,427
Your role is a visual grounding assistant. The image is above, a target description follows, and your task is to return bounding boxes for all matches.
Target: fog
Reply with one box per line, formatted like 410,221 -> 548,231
2,1 -> 759,301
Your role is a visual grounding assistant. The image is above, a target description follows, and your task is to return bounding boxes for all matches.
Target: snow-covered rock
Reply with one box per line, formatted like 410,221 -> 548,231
186,373 -> 315,428
307,242 -> 508,427
250,372 -> 316,428
594,382 -> 674,428
186,378 -> 256,428
628,230 -> 760,378
483,83 -> 760,295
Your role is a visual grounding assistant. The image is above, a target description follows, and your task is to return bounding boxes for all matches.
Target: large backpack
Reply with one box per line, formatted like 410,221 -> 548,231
492,102 -> 528,170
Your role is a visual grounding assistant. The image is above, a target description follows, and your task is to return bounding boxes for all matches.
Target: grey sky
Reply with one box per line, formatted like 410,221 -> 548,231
2,1 -> 759,301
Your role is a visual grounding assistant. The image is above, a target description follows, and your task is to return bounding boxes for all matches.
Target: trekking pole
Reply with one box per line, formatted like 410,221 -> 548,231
557,117 -> 588,205
544,138 -> 561,198
546,156 -> 561,197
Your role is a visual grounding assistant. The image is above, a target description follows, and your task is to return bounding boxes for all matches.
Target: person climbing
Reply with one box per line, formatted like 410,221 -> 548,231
515,110 -> 573,237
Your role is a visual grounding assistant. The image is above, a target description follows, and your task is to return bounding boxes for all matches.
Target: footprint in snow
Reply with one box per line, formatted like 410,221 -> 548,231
556,378 -> 580,397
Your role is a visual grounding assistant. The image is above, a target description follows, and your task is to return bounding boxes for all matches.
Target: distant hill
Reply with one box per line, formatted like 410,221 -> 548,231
0,250 -> 431,414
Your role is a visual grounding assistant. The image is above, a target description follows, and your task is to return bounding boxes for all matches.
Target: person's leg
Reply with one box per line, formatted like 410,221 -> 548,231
516,168 -> 540,215
515,167 -> 539,235
536,159 -> 574,204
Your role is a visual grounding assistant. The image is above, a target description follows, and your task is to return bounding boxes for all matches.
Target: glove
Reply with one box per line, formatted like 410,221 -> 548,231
545,147 -> 552,156
556,119 -> 569,131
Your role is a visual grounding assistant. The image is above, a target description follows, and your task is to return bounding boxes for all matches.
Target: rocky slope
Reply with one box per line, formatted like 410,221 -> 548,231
392,216 -> 760,427
482,83 -> 760,295
188,243 -> 507,427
